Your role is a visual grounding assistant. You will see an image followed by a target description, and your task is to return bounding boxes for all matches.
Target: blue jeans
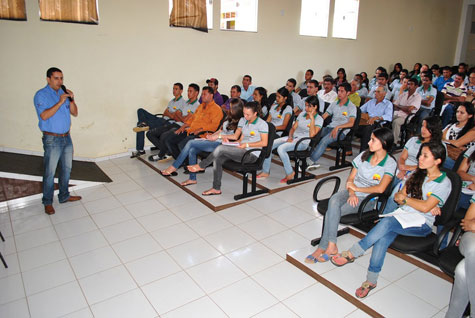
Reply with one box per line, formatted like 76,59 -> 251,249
349,216 -> 432,284
136,108 -> 168,151
310,126 -> 344,163
318,190 -> 375,250
42,134 -> 73,205
443,157 -> 455,170
441,104 -> 455,128
261,137 -> 309,175
172,139 -> 221,180
381,177 -> 403,215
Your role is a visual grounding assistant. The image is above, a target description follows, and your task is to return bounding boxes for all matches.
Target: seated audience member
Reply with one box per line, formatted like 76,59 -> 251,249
414,64 -> 430,84
360,72 -> 370,90
165,86 -> 223,159
445,194 -> 475,318
408,62 -> 422,79
160,98 -> 244,185
389,68 -> 408,102
296,79 -> 324,115
317,77 -> 338,104
441,73 -> 468,128
252,87 -> 268,118
349,79 -> 362,107
431,64 -> 441,83
285,78 -> 303,109
147,84 -> 200,161
222,85 -> 242,112
392,78 -> 422,144
369,67 -> 387,91
358,86 -> 393,152
308,83 -> 356,169
199,78 -> 224,105
330,142 -> 450,299
466,71 -> 475,103
296,69 -> 314,93
382,117 -> 444,215
335,68 -> 348,88
240,75 -> 255,102
131,83 -> 187,158
354,74 -> 369,100
305,128 -> 396,263
266,87 -> 293,136
456,145 -> 475,211
389,62 -> 403,83
452,62 -> 469,85
367,72 -> 392,102
259,96 -> 323,181
415,74 -> 437,129
434,66 -> 454,91
187,102 -> 268,196
443,102 -> 475,169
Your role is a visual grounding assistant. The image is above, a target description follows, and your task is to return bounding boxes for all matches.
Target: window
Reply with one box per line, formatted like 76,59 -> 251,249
299,0 -> 330,37
169,0 -> 213,29
332,0 -> 359,39
220,0 -> 258,32
0,0 -> 26,20
39,0 -> 99,24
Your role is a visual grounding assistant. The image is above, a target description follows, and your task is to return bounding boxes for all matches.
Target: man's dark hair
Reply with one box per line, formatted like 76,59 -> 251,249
340,82 -> 351,92
174,82 -> 183,90
376,66 -> 387,74
377,72 -> 389,80
408,78 -> 419,86
189,83 -> 200,93
456,72 -> 466,79
243,75 -> 252,82
323,76 -> 334,84
231,85 -> 241,93
47,67 -> 62,78
203,86 -> 214,95
400,69 -> 409,75
459,62 -> 468,69
431,64 -> 440,71
287,78 -> 297,87
442,66 -> 452,73
306,69 -> 314,76
308,79 -> 319,87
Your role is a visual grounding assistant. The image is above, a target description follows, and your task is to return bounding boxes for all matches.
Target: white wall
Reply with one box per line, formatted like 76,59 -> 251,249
0,0 -> 462,158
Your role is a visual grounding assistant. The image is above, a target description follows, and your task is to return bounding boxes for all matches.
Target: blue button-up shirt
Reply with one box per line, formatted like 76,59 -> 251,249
34,84 -> 71,134
360,98 -> 393,122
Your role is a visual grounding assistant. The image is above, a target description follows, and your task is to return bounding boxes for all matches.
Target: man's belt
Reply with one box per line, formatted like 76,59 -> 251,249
43,131 -> 70,137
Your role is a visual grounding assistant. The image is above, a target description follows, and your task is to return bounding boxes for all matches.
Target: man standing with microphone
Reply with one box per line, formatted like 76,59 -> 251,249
34,67 -> 81,215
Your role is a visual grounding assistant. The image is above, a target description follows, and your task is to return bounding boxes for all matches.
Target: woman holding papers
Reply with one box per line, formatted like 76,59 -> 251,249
258,96 -> 323,183
331,142 -> 451,298
160,98 -> 243,186
187,101 -> 268,196
305,128 -> 396,264
445,194 -> 475,318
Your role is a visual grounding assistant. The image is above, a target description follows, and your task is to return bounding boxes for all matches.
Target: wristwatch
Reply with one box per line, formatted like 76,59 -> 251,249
402,197 -> 407,205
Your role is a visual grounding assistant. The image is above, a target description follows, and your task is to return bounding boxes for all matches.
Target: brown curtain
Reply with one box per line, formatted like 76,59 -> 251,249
0,0 -> 26,20
39,0 -> 99,24
170,0 -> 207,33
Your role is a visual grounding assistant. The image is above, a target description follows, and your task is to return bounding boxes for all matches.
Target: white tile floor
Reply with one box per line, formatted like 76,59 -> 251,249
0,156 -> 452,317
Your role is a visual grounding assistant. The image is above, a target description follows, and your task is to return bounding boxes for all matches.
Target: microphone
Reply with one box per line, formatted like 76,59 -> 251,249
61,85 -> 74,101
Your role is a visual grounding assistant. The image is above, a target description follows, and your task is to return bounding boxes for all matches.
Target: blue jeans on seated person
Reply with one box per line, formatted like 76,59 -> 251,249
42,134 -> 73,206
261,137 -> 309,175
172,139 -> 221,181
443,157 -> 455,170
441,103 -> 455,129
136,108 -> 168,151
310,126 -> 345,163
349,216 -> 432,284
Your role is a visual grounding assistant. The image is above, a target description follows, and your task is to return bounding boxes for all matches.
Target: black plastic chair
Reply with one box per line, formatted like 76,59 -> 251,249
452,149 -> 468,172
328,107 -> 361,171
398,112 -> 419,149
276,113 -> 295,137
432,90 -> 445,117
221,94 -> 229,105
299,89 -> 308,98
223,123 -> 276,200
310,174 -> 393,246
285,130 -> 323,184
389,169 -> 462,265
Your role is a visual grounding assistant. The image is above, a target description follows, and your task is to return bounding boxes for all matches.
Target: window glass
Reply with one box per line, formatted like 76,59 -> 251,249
299,0 -> 330,37
332,0 -> 359,39
220,0 -> 258,32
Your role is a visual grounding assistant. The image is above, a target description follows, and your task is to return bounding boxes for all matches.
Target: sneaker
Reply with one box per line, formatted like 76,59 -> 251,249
130,150 -> 145,158
133,122 -> 149,132
148,154 -> 160,162
307,163 -> 321,171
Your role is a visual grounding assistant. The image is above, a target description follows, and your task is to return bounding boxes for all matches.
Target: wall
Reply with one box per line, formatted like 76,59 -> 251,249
0,0 -> 462,158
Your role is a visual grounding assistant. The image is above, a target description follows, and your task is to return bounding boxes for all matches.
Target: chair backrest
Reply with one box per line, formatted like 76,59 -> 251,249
433,90 -> 445,116
344,107 -> 361,142
279,112 -> 295,137
222,94 -> 229,104
257,123 -> 276,164
299,89 -> 308,98
435,168 -> 462,226
452,149 -> 467,172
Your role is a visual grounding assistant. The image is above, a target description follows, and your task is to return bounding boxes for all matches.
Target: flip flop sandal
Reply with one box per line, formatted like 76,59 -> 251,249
160,170 -> 178,177
256,174 -> 268,179
304,255 -> 319,264
330,251 -> 355,267
181,180 -> 197,187
187,166 -> 204,173
355,282 -> 376,298
316,253 -> 335,263
280,178 -> 289,184
202,190 -> 222,196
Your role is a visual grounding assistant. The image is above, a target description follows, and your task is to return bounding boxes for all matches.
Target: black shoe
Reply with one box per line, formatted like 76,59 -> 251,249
130,150 -> 145,158
148,154 -> 160,162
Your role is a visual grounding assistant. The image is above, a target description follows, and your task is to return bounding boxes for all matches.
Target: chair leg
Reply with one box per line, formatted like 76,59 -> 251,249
310,213 -> 351,246
0,252 -> 7,268
0,230 -> 4,242
234,172 -> 269,200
